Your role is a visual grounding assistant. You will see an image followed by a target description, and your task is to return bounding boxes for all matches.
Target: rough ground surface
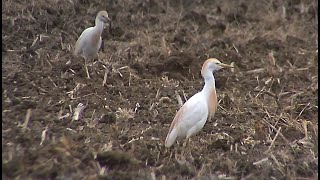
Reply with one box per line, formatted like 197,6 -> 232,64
2,0 -> 318,179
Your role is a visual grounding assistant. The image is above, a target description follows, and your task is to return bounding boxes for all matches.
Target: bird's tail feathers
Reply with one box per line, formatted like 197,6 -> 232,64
165,128 -> 178,147
73,46 -> 80,56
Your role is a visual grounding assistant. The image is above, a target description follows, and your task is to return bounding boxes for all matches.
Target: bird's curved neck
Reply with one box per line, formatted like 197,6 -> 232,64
94,18 -> 104,35
201,69 -> 216,95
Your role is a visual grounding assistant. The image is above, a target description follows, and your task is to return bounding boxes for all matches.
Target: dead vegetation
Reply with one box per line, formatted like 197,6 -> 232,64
2,0 -> 318,179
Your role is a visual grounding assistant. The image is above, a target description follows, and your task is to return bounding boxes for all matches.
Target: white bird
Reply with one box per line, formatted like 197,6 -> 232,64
74,10 -> 111,79
165,58 -> 234,148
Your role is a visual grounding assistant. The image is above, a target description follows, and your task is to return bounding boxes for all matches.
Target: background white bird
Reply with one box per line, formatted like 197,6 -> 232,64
165,58 -> 234,149
74,10 -> 111,79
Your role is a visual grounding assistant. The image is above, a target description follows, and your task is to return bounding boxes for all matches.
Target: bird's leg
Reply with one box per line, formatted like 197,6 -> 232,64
181,138 -> 189,157
94,53 -> 101,66
182,138 -> 192,158
84,58 -> 91,79
167,147 -> 173,160
186,138 -> 191,157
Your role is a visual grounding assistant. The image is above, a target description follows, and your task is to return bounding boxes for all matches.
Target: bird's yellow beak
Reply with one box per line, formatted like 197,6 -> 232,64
219,63 -> 234,68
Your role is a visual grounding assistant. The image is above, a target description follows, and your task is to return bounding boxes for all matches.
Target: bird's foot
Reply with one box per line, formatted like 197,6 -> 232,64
85,66 -> 91,79
175,152 -> 186,163
87,62 -> 94,67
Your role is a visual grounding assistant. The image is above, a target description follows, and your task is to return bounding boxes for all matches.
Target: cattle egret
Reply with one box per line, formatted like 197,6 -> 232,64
165,58 -> 234,148
74,10 -> 111,79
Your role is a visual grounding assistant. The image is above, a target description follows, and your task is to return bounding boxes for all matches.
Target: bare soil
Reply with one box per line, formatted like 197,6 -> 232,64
2,0 -> 318,179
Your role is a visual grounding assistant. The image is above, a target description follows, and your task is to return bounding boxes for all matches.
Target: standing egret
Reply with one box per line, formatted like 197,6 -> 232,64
74,10 -> 111,79
165,58 -> 234,149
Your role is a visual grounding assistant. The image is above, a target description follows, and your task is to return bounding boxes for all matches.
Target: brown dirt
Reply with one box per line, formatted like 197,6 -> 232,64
2,0 -> 318,179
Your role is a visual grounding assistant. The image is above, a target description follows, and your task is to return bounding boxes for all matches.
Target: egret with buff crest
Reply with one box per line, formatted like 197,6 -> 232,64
165,58 -> 234,150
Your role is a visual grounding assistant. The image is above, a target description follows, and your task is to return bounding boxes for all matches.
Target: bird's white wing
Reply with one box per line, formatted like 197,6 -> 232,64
176,93 -> 208,135
73,27 -> 94,56
165,92 -> 208,147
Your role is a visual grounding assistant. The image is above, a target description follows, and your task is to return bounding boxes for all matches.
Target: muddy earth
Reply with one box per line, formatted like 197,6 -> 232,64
2,0 -> 318,179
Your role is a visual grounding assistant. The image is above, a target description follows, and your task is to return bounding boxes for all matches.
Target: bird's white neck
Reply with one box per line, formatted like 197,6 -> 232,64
94,18 -> 105,35
201,69 -> 216,96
